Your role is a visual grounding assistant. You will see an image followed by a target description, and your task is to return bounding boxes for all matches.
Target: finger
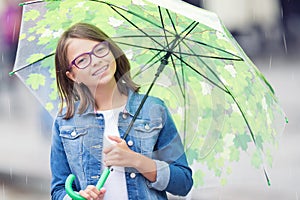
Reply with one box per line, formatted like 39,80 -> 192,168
107,135 -> 123,143
78,190 -> 89,199
94,188 -> 106,200
90,186 -> 101,195
103,145 -> 114,154
89,190 -> 100,199
99,187 -> 106,196
79,186 -> 100,199
104,159 -> 116,167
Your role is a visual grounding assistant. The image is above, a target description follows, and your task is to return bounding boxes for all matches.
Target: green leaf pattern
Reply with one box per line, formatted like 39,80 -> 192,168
15,0 -> 286,187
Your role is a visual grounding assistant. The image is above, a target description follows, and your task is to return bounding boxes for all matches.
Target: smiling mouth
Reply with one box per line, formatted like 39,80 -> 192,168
92,65 -> 108,76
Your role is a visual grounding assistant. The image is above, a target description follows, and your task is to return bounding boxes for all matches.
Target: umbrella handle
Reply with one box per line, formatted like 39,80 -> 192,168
65,168 -> 111,200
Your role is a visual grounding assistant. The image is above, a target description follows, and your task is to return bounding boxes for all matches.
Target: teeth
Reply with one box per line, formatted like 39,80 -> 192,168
93,66 -> 108,76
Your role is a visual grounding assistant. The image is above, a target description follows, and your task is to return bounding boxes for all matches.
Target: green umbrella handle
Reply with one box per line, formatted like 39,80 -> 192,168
65,167 -> 111,200
95,167 -> 111,189
65,174 -> 85,200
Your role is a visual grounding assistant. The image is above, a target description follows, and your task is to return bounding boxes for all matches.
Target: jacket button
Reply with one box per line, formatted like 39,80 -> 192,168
122,113 -> 128,119
130,172 -> 136,179
127,140 -> 133,146
144,124 -> 150,130
96,113 -> 103,119
71,131 -> 76,137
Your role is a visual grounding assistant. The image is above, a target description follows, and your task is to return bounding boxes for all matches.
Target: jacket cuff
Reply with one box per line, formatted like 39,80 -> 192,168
146,160 -> 170,191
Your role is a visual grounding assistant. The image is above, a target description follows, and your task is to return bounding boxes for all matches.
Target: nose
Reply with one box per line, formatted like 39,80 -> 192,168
90,54 -> 102,67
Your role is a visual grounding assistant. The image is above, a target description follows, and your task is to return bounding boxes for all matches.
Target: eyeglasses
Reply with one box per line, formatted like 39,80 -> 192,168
69,41 -> 110,69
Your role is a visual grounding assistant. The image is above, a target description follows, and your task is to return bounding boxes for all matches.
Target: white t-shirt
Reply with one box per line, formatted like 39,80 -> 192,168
97,105 -> 128,200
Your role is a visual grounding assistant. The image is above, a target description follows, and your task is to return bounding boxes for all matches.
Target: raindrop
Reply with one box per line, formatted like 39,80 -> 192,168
13,23 -> 18,45
25,175 -> 28,184
2,183 -> 5,200
9,168 -> 13,180
296,192 -> 299,200
269,55 -> 273,70
282,32 -> 288,54
7,97 -> 12,119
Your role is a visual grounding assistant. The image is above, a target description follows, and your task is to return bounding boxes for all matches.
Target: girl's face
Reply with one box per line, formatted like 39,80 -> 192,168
66,38 -> 117,91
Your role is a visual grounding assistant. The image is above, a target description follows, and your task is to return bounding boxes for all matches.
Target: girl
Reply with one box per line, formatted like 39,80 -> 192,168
51,22 -> 193,200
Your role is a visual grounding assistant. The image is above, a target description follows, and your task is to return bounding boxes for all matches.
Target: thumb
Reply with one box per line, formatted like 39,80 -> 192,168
107,135 -> 123,143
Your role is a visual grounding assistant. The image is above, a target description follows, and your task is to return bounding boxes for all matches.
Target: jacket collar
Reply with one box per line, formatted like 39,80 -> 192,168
124,90 -> 144,119
80,89 -> 144,119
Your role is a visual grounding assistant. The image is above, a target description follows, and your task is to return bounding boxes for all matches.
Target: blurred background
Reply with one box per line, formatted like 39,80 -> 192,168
0,0 -> 299,199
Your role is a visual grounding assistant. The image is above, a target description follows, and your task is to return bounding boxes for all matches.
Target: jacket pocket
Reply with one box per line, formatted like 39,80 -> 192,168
60,127 -> 88,139
59,127 -> 88,158
133,119 -> 163,155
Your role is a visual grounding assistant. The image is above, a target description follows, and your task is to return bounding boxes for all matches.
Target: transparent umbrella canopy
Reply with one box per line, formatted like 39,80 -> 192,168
11,0 -> 287,192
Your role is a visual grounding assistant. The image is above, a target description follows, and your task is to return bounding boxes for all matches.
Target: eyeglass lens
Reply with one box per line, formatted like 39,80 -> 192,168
73,41 -> 109,69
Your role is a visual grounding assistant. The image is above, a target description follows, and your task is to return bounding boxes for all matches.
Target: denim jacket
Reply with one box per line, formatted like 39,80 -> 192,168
50,90 -> 193,200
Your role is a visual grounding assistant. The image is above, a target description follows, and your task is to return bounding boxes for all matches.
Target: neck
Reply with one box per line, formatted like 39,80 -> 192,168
93,80 -> 127,111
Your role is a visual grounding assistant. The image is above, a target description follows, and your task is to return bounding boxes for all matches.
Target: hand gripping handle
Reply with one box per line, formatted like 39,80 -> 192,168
65,167 -> 111,200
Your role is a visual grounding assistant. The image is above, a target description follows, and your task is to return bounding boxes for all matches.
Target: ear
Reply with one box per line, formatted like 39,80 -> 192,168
66,71 -> 77,82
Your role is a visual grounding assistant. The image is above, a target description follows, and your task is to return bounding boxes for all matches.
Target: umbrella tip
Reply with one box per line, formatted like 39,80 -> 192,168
9,71 -> 15,76
285,117 -> 289,124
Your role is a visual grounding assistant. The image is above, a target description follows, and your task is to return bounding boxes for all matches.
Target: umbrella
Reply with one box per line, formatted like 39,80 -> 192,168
11,0 -> 287,198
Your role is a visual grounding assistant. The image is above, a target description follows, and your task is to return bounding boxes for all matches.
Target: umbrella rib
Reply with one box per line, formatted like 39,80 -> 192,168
173,51 -> 243,60
115,40 -> 240,61
19,0 -> 43,6
227,90 -> 271,185
169,54 -> 188,147
172,44 -> 271,185
169,55 -> 185,98
99,1 -> 169,30
114,41 -> 168,53
174,42 -> 271,185
166,17 -> 243,61
176,41 -> 188,149
107,3 -> 172,49
112,35 -> 173,39
165,20 -> 203,148
166,20 -> 232,60
132,53 -> 163,79
230,93 -> 257,144
184,37 -> 244,61
176,21 -> 199,45
170,18 -> 243,60
9,53 -> 55,75
171,53 -> 229,93
175,22 -> 242,61
158,6 -> 171,49
180,37 -> 239,90
123,54 -> 171,140
166,9 -> 178,35
177,41 -> 258,145
114,36 -> 242,60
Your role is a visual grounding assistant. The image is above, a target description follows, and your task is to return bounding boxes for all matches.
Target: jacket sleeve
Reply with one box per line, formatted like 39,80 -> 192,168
50,119 -> 74,200
148,102 -> 193,196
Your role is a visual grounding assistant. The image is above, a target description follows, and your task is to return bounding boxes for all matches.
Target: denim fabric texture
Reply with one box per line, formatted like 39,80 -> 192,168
50,90 -> 193,199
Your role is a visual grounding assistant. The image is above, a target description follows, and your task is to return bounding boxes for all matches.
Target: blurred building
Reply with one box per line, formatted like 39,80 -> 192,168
280,0 -> 300,54
191,0 -> 282,57
182,0 -> 300,58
